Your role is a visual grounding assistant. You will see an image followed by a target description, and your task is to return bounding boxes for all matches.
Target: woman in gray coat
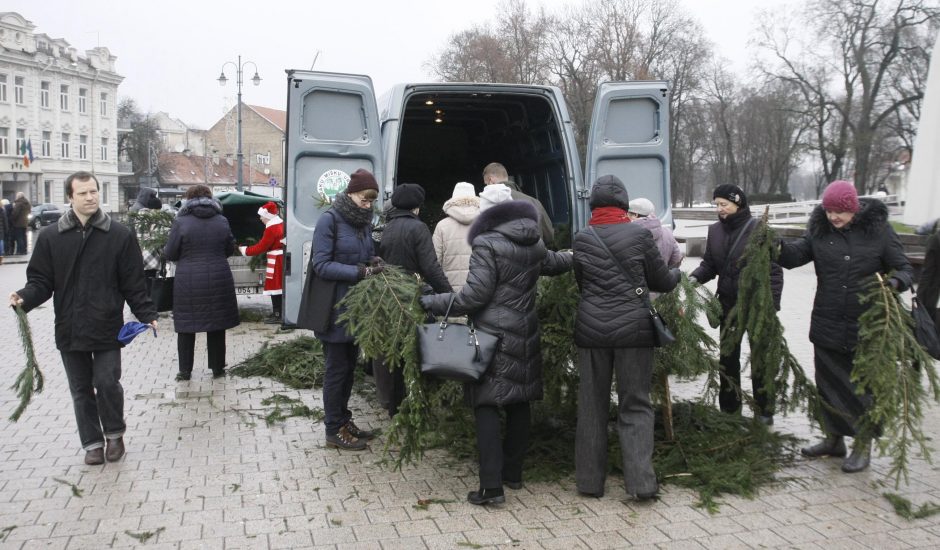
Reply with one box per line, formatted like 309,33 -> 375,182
573,175 -> 679,500
420,197 -> 572,505
164,185 -> 239,381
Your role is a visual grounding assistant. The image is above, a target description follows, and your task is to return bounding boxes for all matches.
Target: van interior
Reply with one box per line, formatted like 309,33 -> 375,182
393,90 -> 571,248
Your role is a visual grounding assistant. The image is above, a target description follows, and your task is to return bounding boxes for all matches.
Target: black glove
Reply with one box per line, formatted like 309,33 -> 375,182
888,277 -> 900,290
419,283 -> 435,295
369,256 -> 385,267
687,274 -> 698,285
419,295 -> 434,311
357,264 -> 386,279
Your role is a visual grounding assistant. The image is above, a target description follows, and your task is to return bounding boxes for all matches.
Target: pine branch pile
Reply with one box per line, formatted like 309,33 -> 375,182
721,209 -> 821,420
854,274 -> 940,485
337,266 -> 432,467
10,306 -> 44,422
229,336 -> 326,389
536,271 -> 580,413
126,209 -> 175,253
883,492 -> 940,520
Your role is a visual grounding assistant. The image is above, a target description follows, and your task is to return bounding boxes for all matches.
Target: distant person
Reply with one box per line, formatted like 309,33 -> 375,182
0,199 -> 6,264
129,187 -> 159,213
2,199 -> 13,256
689,185 -> 783,424
627,198 -> 683,268
482,162 -> 554,247
778,180 -> 913,473
9,171 -> 158,465
131,195 -> 168,295
164,185 -> 240,381
240,201 -> 285,324
375,183 -> 452,417
433,182 -> 481,291
11,192 -> 31,255
919,226 -> 940,323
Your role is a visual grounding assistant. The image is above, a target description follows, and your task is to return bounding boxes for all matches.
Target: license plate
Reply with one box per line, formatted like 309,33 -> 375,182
235,286 -> 261,295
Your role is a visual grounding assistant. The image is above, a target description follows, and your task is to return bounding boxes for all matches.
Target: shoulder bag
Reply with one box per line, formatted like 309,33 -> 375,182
150,259 -> 174,313
297,211 -> 339,333
587,226 -> 675,347
912,292 -> 940,360
418,295 -> 501,382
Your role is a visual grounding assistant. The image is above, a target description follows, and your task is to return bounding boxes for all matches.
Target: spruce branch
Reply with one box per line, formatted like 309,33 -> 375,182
854,273 -> 940,486
10,306 -> 44,422
721,207 -> 822,423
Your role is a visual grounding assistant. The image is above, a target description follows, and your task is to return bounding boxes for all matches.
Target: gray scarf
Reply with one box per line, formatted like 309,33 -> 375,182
332,192 -> 374,228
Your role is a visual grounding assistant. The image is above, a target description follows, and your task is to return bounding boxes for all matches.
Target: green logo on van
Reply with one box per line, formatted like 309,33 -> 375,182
317,169 -> 351,202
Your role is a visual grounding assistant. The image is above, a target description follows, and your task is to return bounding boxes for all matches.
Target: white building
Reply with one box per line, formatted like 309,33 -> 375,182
0,12 -> 123,211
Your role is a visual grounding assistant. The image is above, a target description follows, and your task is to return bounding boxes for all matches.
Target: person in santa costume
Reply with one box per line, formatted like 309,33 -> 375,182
240,202 -> 284,324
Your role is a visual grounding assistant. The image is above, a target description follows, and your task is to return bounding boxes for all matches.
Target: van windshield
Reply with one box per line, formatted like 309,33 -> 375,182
396,90 -> 570,248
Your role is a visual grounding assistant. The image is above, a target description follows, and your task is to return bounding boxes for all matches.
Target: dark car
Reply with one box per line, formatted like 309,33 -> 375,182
28,203 -> 63,229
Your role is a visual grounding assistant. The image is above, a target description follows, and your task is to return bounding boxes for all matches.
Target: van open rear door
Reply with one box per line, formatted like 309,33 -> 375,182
584,81 -> 671,225
282,70 -> 383,325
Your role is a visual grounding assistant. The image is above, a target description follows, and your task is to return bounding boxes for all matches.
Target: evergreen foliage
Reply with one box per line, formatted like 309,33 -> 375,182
126,209 -> 175,255
883,492 -> 940,519
229,336 -> 325,389
721,209 -> 821,421
854,274 -> 940,485
536,271 -> 579,413
10,306 -> 44,422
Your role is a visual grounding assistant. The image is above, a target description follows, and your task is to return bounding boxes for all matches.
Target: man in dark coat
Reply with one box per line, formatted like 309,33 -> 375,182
421,196 -> 572,505
690,185 -> 784,423
375,183 -> 452,416
482,162 -> 554,247
779,180 -> 912,473
129,187 -> 159,213
573,175 -> 680,500
2,199 -> 14,256
11,192 -> 31,255
0,200 -> 6,263
9,171 -> 158,465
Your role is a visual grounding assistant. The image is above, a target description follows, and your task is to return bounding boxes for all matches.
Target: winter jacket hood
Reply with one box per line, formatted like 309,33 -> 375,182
808,197 -> 887,238
179,196 -> 223,218
379,208 -> 452,293
467,200 -> 539,247
433,197 -> 480,292
442,196 -> 480,225
129,187 -> 158,212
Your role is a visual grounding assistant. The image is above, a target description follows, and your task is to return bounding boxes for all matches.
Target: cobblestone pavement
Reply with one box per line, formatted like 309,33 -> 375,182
1,254 -> 940,550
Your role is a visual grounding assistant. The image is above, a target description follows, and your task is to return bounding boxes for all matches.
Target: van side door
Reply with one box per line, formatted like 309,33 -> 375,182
282,70 -> 384,325
584,81 -> 671,227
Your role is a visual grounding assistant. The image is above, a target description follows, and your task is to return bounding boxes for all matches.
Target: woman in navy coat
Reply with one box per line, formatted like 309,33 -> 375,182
164,185 -> 239,380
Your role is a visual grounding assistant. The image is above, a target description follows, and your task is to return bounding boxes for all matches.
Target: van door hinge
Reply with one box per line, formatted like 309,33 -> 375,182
284,252 -> 291,276
576,188 -> 591,199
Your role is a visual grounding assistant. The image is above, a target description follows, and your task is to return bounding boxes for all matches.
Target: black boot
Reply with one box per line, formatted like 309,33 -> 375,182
801,435 -> 846,458
467,487 -> 505,505
841,438 -> 872,473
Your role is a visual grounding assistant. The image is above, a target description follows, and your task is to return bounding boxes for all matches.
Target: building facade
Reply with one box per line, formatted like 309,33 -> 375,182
204,104 -> 284,192
0,12 -> 123,210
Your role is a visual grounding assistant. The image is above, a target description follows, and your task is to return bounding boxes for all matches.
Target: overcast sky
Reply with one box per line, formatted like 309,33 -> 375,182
3,0 -> 789,129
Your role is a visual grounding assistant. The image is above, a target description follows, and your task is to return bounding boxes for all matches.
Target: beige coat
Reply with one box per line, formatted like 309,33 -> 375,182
432,196 -> 480,292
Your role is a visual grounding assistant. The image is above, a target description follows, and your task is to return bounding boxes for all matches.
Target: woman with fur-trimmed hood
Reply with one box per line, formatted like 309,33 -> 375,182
432,181 -> 481,292
779,180 -> 913,473
420,188 -> 572,506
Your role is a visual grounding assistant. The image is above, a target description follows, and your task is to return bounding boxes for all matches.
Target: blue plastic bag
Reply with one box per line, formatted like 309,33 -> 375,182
118,322 -> 156,345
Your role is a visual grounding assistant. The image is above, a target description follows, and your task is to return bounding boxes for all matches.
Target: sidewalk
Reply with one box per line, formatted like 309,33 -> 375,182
0,258 -> 939,549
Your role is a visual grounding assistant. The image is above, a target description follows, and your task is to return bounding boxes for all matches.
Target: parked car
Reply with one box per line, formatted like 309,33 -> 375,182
28,203 -> 63,229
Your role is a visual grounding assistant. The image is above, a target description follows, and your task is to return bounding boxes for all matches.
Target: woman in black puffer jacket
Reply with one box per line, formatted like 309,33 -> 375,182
420,192 -> 572,506
164,185 -> 239,381
779,180 -> 912,473
573,175 -> 679,500
690,185 -> 783,423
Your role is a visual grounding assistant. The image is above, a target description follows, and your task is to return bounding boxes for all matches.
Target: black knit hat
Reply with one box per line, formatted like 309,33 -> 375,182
589,174 -> 630,210
346,168 -> 379,194
713,184 -> 747,208
391,183 -> 425,210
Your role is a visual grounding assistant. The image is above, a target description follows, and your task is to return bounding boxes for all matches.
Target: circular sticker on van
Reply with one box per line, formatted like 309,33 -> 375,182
316,169 -> 350,202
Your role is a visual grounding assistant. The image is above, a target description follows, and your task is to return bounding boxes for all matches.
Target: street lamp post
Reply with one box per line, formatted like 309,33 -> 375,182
217,55 -> 261,192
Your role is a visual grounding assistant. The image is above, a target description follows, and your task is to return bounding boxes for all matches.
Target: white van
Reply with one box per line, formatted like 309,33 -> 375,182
281,71 -> 671,324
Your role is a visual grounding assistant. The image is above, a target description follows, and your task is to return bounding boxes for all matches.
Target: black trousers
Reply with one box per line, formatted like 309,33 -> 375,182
60,349 -> 125,450
373,358 -> 406,417
474,402 -> 530,489
270,294 -> 282,316
719,327 -> 773,417
814,345 -> 873,437
177,330 -> 226,374
322,342 -> 358,435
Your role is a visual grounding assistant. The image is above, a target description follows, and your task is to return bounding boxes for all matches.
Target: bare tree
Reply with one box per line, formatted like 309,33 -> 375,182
118,98 -> 163,184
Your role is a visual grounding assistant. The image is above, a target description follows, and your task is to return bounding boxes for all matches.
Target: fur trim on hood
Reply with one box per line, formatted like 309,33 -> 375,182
808,197 -> 888,237
467,200 -> 538,245
443,195 -> 480,225
179,196 -> 223,218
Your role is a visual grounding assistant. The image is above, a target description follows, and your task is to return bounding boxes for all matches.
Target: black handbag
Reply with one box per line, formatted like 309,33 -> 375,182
911,294 -> 940,360
297,212 -> 339,333
150,260 -> 174,313
586,226 -> 676,347
418,295 -> 501,382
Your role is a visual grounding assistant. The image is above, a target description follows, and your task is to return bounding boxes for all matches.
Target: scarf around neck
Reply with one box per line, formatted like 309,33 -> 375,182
589,206 -> 631,226
332,192 -> 374,228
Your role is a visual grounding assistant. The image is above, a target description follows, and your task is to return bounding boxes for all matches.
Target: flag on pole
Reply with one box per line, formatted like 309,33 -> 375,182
26,139 -> 34,163
20,140 -> 29,168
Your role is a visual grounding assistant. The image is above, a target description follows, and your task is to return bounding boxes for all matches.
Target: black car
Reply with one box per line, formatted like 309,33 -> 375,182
28,203 -> 63,229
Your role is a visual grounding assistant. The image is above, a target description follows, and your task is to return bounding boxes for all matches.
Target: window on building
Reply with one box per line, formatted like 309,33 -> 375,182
0,74 -> 7,102
15,129 -> 25,154
78,88 -> 87,114
44,180 -> 52,203
60,132 -> 70,158
60,84 -> 69,111
40,81 -> 50,108
100,137 -> 108,161
99,92 -> 108,116
41,131 -> 51,157
101,182 -> 110,205
0,128 -> 8,155
79,135 -> 87,160
14,77 -> 24,104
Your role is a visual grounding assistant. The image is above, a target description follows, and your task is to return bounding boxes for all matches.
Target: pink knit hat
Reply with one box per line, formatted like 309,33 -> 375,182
821,180 -> 859,213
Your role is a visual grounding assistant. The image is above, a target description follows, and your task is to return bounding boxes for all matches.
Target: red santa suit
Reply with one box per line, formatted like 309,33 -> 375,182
244,203 -> 284,296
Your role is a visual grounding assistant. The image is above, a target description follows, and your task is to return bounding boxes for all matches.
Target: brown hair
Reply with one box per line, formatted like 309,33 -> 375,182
65,171 -> 99,198
183,184 -> 212,200
352,188 -> 379,200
